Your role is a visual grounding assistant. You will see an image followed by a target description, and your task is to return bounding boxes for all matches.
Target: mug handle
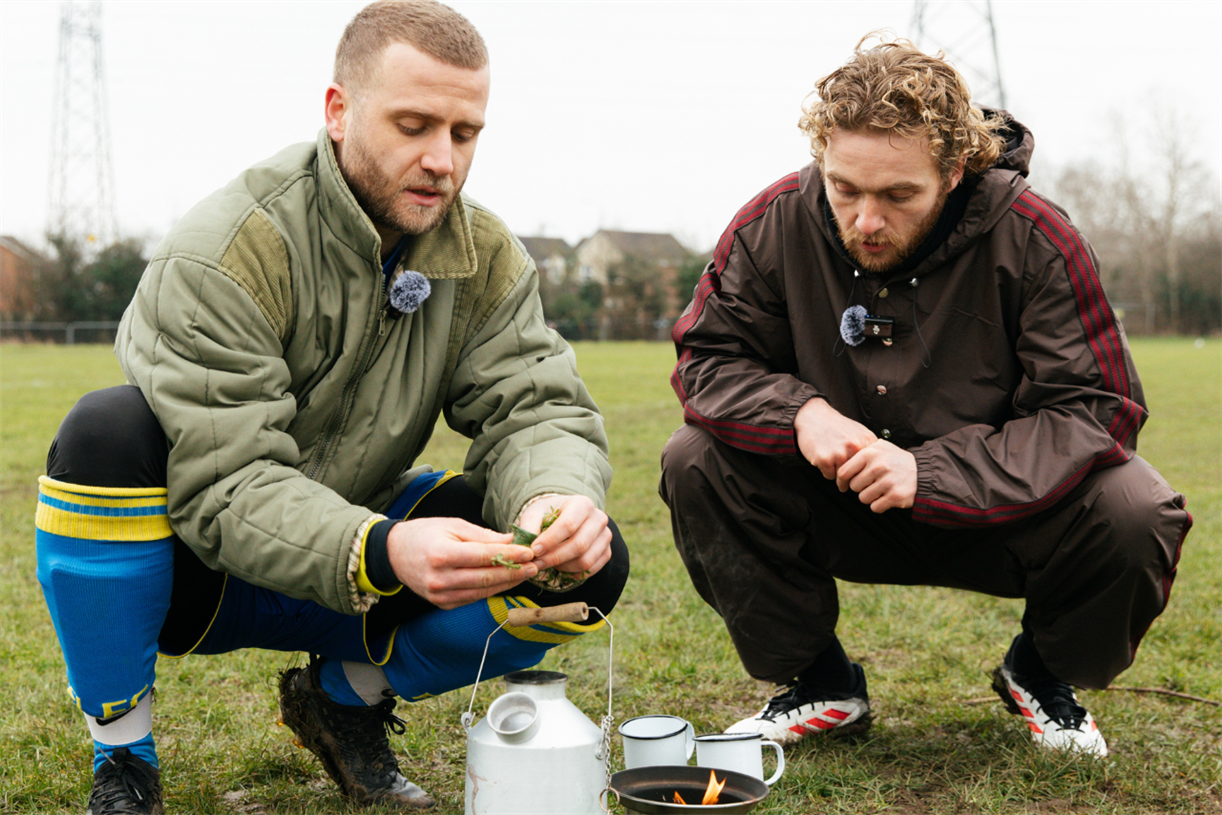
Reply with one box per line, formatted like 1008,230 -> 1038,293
761,740 -> 785,786
684,721 -> 695,760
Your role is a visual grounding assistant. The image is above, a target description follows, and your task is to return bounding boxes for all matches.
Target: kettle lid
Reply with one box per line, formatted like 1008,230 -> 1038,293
504,670 -> 567,686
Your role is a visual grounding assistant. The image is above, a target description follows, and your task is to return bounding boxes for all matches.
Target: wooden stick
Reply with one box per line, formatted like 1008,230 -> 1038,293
962,687 -> 1221,707
962,696 -> 998,706
506,602 -> 589,626
1102,686 -> 1221,706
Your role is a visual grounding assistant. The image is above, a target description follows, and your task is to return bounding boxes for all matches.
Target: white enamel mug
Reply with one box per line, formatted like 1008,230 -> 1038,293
695,733 -> 785,786
618,715 -> 695,769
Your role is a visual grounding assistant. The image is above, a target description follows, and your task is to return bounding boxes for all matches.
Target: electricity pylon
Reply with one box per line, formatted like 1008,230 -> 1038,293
909,0 -> 1007,110
47,0 -> 117,248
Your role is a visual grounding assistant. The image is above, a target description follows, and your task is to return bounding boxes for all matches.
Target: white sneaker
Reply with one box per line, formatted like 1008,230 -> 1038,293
726,663 -> 872,745
992,662 -> 1108,757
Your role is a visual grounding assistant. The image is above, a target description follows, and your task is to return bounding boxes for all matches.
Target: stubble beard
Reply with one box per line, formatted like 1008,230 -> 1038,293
338,132 -> 460,238
838,188 -> 949,275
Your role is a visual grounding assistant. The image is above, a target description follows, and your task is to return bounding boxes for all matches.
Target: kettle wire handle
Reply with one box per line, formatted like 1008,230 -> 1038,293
461,602 -> 614,736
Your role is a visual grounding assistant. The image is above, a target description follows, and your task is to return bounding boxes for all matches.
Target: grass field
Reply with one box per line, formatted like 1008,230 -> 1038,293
1,339 -> 1219,814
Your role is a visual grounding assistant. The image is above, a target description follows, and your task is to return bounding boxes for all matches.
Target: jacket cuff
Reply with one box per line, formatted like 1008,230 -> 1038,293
911,444 -> 937,502
347,515 -> 390,613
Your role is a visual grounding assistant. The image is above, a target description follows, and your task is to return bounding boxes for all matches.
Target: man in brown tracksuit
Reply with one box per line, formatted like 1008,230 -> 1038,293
658,37 -> 1190,756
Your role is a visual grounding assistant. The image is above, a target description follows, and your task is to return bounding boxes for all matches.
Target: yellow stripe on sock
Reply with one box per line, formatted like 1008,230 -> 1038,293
36,476 -> 172,541
487,596 -> 607,645
39,476 -> 168,498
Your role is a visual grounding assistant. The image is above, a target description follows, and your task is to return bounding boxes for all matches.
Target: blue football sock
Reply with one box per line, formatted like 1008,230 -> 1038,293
318,658 -> 371,707
35,478 -> 174,770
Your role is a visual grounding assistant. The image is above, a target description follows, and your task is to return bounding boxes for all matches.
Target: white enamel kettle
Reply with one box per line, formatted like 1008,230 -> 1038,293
462,602 -> 614,815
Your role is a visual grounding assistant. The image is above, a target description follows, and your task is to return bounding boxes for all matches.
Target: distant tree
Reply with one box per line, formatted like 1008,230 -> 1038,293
32,234 -> 148,323
605,256 -> 665,339
1052,108 -> 1220,335
542,278 -> 605,341
675,256 -> 708,311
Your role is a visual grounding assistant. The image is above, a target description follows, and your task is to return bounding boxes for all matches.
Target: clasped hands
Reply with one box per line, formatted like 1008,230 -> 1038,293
385,494 -> 611,610
794,397 -> 916,512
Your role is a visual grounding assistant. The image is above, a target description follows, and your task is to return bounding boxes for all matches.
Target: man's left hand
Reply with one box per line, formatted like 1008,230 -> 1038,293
836,440 -> 917,513
517,494 -> 612,576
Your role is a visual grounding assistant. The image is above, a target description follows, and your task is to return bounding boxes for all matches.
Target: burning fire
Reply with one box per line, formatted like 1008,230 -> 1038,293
671,771 -> 727,806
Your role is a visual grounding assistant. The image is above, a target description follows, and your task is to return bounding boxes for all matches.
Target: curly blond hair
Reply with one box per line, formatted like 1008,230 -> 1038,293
799,34 -> 1005,180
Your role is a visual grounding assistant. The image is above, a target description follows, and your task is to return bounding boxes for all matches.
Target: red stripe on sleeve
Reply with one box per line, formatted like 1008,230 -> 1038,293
1010,192 -> 1131,401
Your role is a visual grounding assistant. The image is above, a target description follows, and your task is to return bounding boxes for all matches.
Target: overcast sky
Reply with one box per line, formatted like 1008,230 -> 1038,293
2,0 -> 1219,254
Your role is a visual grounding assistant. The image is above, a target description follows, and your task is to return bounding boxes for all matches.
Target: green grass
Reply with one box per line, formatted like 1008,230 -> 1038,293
1,339 -> 1219,814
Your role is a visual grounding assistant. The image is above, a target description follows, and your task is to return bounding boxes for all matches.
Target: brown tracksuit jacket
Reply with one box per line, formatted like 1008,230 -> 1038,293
670,115 -> 1146,528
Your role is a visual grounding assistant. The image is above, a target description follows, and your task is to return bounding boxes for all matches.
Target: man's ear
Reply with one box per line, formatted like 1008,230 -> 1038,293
324,84 -> 350,143
947,157 -> 967,192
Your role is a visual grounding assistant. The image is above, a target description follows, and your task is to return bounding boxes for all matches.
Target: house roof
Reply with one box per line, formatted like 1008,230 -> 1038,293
518,236 -> 572,261
582,230 -> 692,261
0,235 -> 45,263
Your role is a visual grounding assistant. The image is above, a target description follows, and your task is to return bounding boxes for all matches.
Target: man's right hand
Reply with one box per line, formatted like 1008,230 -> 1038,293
386,518 -> 538,610
794,397 -> 878,479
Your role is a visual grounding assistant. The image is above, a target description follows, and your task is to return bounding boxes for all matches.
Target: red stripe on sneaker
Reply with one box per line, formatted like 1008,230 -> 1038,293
806,718 -> 836,730
823,709 -> 850,721
1028,723 -> 1043,734
1019,707 -> 1035,720
1010,690 -> 1023,703
789,724 -> 807,735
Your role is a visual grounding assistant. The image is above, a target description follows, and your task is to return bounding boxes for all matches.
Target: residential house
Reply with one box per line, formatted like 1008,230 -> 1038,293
573,230 -> 696,319
517,236 -> 572,285
1,236 -> 42,320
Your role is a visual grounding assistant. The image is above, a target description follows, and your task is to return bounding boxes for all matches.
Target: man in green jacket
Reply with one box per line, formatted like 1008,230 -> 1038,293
34,2 -> 627,812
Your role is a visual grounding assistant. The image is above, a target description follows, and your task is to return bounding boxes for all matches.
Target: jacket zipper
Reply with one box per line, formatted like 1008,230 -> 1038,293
304,266 -> 388,481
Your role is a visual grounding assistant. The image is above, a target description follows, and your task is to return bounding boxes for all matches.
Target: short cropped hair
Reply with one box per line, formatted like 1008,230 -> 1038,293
799,34 -> 1005,180
335,0 -> 488,95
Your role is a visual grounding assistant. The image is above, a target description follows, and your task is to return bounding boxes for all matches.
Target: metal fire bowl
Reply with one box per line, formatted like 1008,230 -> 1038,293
610,766 -> 769,815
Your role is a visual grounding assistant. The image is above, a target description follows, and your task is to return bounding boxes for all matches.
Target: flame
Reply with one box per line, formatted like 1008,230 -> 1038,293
673,791 -> 687,804
701,770 -> 727,805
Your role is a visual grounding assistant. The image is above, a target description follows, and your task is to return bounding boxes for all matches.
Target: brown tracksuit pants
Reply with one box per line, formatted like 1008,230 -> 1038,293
658,424 -> 1190,689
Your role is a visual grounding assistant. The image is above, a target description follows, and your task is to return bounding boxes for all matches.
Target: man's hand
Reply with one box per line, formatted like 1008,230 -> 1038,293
836,440 -> 917,513
517,494 -> 612,577
794,397 -> 878,479
386,518 -> 539,610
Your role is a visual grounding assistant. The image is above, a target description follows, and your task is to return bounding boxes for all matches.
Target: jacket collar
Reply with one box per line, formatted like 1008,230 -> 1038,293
314,128 -> 479,280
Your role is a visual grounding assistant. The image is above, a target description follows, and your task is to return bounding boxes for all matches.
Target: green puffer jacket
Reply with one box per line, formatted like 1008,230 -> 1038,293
115,129 -> 611,616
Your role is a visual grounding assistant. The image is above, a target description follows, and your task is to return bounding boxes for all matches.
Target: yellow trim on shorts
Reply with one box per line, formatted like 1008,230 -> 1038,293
157,574 -> 230,659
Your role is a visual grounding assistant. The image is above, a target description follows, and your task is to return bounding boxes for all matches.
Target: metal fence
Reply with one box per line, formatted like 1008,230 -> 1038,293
0,322 -> 121,345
